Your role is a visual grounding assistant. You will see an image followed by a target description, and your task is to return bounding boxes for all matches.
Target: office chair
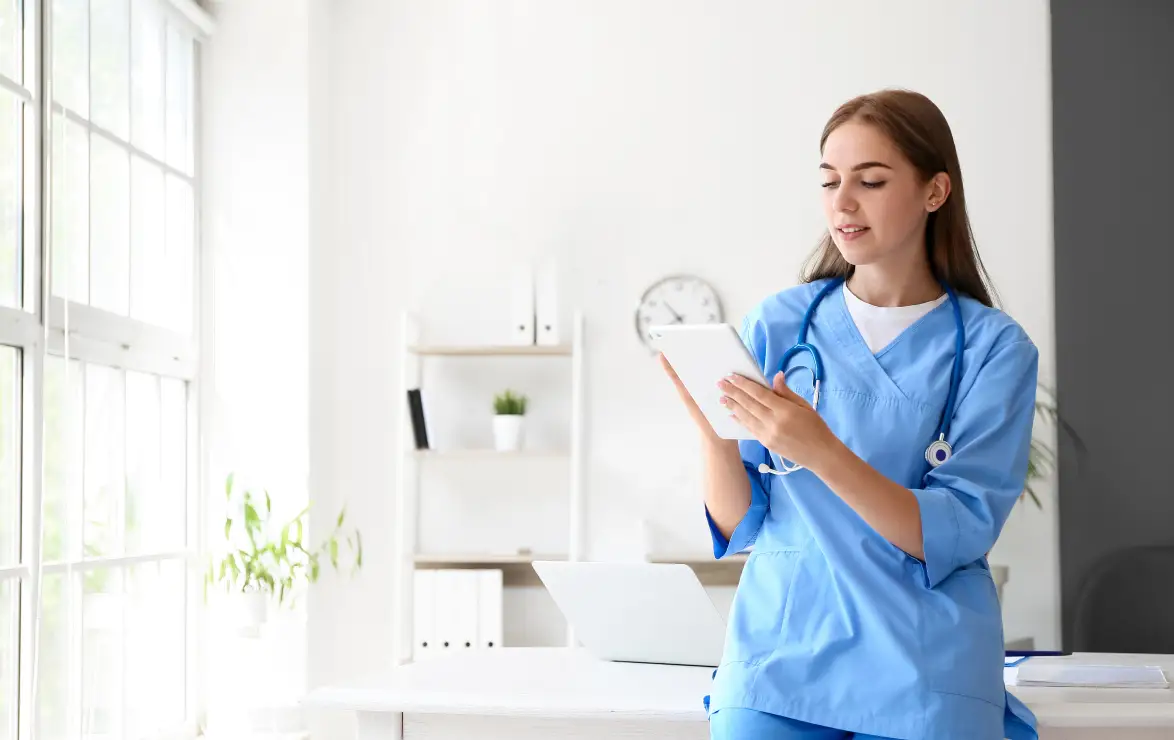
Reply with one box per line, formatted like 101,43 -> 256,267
1071,545 -> 1174,654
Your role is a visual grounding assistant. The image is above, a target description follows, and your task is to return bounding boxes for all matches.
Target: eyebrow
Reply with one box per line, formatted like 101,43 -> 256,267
819,161 -> 893,172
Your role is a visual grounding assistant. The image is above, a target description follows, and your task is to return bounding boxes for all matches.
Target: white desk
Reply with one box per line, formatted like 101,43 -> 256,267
304,648 -> 1174,740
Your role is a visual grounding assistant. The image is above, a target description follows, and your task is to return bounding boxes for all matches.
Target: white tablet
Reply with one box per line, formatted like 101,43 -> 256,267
649,323 -> 770,440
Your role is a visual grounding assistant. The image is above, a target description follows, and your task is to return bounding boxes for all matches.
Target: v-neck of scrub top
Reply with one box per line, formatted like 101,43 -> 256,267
842,283 -> 949,355
811,283 -> 954,412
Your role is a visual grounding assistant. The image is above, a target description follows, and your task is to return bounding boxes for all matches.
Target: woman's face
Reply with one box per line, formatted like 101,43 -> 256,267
819,120 -> 943,269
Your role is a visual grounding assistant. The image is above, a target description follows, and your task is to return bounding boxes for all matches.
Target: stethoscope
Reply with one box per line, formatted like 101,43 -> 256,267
758,276 -> 966,476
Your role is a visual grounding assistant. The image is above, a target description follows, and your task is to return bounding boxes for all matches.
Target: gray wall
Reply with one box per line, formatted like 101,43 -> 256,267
1052,0 -> 1174,649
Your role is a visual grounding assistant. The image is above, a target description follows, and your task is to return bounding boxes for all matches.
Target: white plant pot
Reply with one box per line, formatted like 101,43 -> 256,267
493,414 -> 524,451
233,591 -> 269,638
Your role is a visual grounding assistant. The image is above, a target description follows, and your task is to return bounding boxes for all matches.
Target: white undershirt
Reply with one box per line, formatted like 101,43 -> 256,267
843,284 -> 948,354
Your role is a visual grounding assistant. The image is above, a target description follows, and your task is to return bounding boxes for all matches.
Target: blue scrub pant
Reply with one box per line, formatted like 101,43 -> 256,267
710,708 -> 897,740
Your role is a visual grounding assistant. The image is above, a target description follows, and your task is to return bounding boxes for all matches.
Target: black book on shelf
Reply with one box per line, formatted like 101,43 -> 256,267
407,388 -> 429,450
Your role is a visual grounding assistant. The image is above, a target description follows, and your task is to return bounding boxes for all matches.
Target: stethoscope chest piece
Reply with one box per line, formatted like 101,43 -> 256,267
925,436 -> 953,467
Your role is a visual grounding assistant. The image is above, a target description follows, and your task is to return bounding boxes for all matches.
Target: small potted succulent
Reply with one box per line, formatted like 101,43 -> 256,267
492,389 -> 528,451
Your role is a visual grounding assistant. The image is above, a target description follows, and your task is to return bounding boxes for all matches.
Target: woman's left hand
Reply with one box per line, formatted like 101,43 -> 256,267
718,372 -> 839,471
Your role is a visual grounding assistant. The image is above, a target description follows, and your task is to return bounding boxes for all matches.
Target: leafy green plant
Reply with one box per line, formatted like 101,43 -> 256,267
493,389 -> 528,415
203,473 -> 362,606
1023,382 -> 1083,509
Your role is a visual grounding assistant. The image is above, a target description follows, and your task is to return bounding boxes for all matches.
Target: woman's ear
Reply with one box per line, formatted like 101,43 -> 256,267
926,173 -> 951,212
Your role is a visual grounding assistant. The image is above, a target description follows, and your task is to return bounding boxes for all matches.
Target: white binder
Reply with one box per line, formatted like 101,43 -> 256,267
477,569 -> 504,649
534,259 -> 560,346
507,263 -> 535,345
433,570 -> 481,654
412,569 -> 435,661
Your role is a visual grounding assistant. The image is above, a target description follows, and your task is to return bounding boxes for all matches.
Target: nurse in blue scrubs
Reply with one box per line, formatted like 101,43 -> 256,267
660,89 -> 1040,740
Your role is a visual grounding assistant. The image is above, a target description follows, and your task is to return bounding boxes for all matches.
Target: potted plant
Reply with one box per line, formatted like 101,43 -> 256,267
991,383 -> 1082,604
492,389 -> 528,451
204,473 -> 363,636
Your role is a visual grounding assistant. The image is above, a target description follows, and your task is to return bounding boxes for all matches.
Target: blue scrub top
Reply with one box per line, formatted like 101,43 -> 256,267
705,279 -> 1040,740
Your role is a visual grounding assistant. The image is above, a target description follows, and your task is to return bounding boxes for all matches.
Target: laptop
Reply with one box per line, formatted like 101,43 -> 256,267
532,560 -> 728,667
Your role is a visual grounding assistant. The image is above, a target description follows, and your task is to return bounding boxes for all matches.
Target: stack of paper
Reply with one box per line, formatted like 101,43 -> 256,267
1016,662 -> 1170,689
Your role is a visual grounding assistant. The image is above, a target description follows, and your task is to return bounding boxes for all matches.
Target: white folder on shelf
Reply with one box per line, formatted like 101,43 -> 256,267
477,569 -> 504,649
412,569 -> 435,661
535,260 -> 560,346
508,263 -> 535,345
433,570 -> 481,654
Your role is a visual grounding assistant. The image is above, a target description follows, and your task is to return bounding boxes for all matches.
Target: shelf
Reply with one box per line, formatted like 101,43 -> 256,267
408,343 -> 573,357
647,553 -> 748,586
414,553 -> 746,566
414,553 -> 565,565
412,553 -> 743,587
646,553 -> 748,565
413,553 -> 567,587
410,449 -> 569,460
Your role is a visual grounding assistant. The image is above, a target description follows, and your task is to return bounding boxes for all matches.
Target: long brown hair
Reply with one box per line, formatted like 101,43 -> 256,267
800,89 -> 998,308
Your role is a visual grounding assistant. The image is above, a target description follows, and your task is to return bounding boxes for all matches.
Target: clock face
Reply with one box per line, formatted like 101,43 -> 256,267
635,275 -> 724,346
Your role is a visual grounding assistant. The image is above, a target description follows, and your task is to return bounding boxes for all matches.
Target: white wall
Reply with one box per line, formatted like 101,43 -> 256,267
308,0 -> 1057,733
200,0 -> 316,732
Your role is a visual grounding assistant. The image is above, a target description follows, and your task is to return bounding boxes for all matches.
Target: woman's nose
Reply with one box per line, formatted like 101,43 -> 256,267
834,189 -> 858,213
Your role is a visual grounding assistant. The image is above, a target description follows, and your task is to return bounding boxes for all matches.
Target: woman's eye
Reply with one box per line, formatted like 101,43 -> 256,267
821,181 -> 839,189
861,181 -> 886,189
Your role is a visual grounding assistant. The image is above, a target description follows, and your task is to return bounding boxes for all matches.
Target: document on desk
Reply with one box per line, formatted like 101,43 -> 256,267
1015,662 -> 1170,689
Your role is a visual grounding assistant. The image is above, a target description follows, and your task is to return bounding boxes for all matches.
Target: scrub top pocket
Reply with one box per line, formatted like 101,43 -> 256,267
922,566 -> 1006,709
723,548 -> 804,666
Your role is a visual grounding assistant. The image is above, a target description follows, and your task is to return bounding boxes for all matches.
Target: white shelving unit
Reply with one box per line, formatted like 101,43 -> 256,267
392,310 -> 586,665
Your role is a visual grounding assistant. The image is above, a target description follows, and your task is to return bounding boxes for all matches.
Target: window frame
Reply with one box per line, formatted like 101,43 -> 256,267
0,0 -> 215,738
0,1 -> 46,734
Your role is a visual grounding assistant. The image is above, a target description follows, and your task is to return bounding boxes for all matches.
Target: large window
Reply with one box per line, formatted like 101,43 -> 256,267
0,0 -> 208,737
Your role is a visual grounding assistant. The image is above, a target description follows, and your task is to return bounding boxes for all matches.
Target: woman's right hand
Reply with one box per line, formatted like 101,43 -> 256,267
658,352 -> 723,444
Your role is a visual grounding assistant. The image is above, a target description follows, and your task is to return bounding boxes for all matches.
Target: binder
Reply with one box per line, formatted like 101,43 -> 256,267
455,571 -> 481,651
406,388 -> 429,450
507,263 -> 535,345
431,570 -> 460,653
415,568 -> 504,657
412,569 -> 435,661
433,570 -> 481,653
534,260 -> 560,346
477,569 -> 504,649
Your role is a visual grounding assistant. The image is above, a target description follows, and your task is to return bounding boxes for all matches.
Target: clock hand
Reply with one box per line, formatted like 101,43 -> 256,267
663,301 -> 685,323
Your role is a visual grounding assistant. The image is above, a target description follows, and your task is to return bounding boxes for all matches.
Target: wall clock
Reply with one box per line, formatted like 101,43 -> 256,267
635,274 -> 724,347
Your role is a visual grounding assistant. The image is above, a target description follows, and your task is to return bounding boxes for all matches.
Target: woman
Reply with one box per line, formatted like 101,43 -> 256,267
660,89 -> 1040,740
